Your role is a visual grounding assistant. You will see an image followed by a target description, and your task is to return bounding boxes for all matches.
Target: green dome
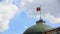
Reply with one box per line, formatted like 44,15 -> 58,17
23,23 -> 53,34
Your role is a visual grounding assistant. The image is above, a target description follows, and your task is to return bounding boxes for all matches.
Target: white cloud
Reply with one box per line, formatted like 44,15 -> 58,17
0,0 -> 19,32
20,0 -> 60,24
45,13 -> 60,24
0,21 -> 9,32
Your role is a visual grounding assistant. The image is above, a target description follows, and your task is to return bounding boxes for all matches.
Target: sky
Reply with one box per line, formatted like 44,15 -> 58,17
0,0 -> 60,34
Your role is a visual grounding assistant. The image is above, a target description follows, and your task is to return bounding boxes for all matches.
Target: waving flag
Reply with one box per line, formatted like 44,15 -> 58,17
36,7 -> 41,12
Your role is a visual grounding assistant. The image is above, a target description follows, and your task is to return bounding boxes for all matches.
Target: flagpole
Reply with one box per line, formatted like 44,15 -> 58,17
40,5 -> 41,20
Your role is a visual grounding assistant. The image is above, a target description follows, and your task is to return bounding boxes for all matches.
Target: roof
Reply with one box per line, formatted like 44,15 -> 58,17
23,23 -> 53,34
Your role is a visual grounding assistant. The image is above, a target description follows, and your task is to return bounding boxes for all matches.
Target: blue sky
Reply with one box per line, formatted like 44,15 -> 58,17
0,12 -> 37,34
0,0 -> 60,34
0,11 -> 59,34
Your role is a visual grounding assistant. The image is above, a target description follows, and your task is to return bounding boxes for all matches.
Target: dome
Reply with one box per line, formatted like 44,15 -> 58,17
23,20 -> 53,34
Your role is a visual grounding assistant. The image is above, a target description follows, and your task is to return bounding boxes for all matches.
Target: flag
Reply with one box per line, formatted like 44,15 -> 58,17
36,7 -> 41,11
